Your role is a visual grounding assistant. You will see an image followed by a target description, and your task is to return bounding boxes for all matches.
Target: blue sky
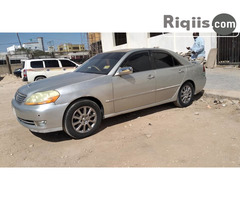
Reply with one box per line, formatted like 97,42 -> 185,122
0,33 -> 88,52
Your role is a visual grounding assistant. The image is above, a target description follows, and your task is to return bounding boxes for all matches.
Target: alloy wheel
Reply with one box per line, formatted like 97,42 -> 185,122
71,106 -> 97,134
180,85 -> 192,104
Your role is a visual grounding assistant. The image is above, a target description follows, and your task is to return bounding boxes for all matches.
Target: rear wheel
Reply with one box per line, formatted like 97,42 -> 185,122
174,82 -> 194,107
63,100 -> 102,139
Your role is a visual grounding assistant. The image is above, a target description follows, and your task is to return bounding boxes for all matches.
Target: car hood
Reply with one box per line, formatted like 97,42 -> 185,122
18,72 -> 104,95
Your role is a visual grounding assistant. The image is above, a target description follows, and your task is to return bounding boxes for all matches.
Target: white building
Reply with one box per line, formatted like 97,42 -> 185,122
7,45 -> 20,54
22,37 -> 44,51
7,37 -> 45,54
48,46 -> 55,53
101,32 -> 217,58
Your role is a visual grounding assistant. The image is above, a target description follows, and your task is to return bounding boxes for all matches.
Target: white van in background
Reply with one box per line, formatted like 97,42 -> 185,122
21,58 -> 80,82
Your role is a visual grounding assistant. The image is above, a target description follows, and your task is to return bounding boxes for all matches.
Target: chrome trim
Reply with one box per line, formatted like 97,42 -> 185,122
147,74 -> 155,79
105,85 -> 180,103
156,84 -> 180,92
15,91 -> 27,103
105,89 -> 156,103
18,117 -> 35,126
115,66 -> 133,76
104,98 -> 175,119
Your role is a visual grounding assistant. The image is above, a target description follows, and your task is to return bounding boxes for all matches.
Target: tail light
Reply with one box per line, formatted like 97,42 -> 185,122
23,69 -> 27,77
203,64 -> 206,72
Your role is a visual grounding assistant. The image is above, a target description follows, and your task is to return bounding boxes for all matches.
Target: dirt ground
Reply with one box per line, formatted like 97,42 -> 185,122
0,75 -> 240,167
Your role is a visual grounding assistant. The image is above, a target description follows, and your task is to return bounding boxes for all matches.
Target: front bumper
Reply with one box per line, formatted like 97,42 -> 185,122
12,99 -> 68,133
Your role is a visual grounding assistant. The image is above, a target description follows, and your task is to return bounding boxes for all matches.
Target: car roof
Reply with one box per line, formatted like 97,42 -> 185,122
25,58 -> 70,62
104,48 -> 177,54
103,48 -> 191,65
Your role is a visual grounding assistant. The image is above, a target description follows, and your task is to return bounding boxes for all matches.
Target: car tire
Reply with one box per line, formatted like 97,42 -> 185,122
63,100 -> 102,139
35,76 -> 46,81
174,82 -> 194,107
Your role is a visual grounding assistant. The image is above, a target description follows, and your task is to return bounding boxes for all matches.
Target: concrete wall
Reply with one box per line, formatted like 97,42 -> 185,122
0,64 -> 22,75
23,42 -> 43,51
101,32 -> 217,58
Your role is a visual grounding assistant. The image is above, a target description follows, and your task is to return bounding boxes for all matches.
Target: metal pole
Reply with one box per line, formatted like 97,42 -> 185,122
17,33 -> 22,48
5,55 -> 12,74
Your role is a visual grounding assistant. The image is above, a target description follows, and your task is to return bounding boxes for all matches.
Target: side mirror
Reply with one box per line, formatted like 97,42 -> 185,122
115,66 -> 133,76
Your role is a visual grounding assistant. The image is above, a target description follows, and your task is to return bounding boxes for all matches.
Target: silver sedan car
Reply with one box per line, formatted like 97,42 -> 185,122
12,48 -> 206,139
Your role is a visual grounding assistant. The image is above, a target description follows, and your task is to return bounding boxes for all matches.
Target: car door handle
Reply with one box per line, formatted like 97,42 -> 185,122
147,74 -> 155,79
178,69 -> 184,73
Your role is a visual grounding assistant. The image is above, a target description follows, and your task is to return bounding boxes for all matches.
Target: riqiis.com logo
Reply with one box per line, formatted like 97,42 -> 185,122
163,13 -> 237,35
212,14 -> 236,35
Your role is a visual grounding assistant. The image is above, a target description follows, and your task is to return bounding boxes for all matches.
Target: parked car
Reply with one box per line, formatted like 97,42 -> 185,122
13,68 -> 23,78
21,58 -> 80,82
12,48 -> 206,139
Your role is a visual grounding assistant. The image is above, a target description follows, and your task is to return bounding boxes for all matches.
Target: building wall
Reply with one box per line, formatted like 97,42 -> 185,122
38,37 -> 44,51
22,43 -> 42,51
7,37 -> 44,53
88,33 -> 101,44
7,45 -> 19,53
22,37 -> 44,51
58,43 -> 85,52
101,32 -> 217,58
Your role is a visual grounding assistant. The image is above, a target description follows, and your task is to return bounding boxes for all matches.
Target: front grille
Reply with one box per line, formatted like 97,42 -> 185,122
15,91 -> 27,103
18,118 -> 35,126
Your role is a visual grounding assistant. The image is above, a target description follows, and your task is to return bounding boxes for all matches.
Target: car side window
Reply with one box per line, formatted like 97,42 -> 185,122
31,61 -> 43,68
60,60 -> 76,67
152,52 -> 182,69
121,52 -> 151,73
44,60 -> 60,68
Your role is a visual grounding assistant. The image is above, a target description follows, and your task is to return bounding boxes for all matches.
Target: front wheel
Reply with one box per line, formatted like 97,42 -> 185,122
63,100 -> 102,139
174,82 -> 194,107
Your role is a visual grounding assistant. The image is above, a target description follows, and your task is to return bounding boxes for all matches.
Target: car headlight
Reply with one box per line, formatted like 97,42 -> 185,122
25,90 -> 60,105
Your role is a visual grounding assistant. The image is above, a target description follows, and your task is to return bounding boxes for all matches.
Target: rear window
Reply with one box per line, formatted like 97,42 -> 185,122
31,61 -> 43,68
44,60 -> 60,68
60,60 -> 76,67
152,52 -> 182,69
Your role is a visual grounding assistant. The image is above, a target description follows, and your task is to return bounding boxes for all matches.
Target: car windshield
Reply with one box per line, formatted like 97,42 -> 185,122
75,52 -> 126,75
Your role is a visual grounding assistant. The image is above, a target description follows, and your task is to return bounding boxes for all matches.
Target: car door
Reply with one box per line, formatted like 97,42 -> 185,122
29,60 -> 45,81
112,51 -> 156,113
44,60 -> 62,78
151,51 -> 186,102
59,59 -> 77,73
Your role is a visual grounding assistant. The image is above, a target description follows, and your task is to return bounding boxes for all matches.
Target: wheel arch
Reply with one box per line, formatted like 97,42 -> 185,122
182,80 -> 195,93
34,75 -> 47,81
63,96 -> 104,121
62,96 -> 104,139
174,80 -> 195,108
